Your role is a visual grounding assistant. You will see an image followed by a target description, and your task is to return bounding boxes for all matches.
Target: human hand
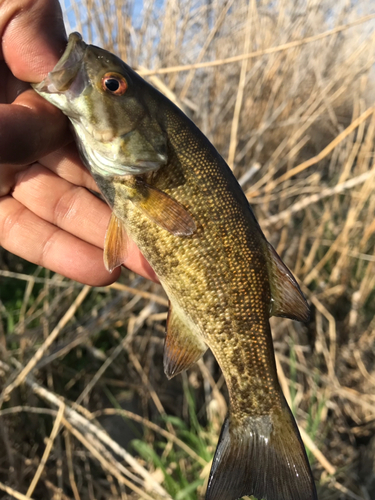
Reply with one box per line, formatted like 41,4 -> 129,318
0,0 -> 157,286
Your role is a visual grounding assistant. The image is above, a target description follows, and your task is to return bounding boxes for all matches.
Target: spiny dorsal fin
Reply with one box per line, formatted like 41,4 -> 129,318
104,212 -> 128,272
206,398 -> 317,500
164,303 -> 207,379
116,177 -> 196,236
266,242 -> 310,322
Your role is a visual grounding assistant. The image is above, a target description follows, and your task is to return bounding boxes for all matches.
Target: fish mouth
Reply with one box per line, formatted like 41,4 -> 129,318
33,32 -> 88,97
32,32 -> 169,176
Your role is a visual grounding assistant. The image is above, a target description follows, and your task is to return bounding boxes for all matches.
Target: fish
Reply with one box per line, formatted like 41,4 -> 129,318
33,32 -> 318,500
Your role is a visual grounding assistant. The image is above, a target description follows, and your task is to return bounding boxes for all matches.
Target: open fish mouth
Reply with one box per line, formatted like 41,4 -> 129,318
33,32 -> 88,98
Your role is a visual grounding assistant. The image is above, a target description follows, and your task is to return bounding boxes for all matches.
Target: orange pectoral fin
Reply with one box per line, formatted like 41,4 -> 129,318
104,212 -> 129,272
164,303 -> 207,379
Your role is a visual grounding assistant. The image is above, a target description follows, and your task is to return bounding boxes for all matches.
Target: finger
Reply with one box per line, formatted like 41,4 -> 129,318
40,142 -> 99,192
0,195 -> 120,286
0,61 -> 29,103
12,164 -> 110,248
10,163 -> 159,282
0,164 -> 30,198
1,0 -> 67,81
0,140 -> 94,199
0,88 -> 70,167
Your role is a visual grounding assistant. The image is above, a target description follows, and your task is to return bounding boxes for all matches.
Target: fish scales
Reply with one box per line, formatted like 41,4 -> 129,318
113,106 -> 280,419
33,32 -> 318,500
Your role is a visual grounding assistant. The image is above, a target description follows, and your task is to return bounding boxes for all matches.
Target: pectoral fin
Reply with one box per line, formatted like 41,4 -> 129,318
104,213 -> 128,272
117,177 -> 196,236
267,242 -> 310,322
164,304 -> 207,379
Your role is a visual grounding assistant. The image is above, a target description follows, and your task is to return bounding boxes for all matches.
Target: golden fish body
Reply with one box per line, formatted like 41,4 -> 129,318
34,33 -> 317,500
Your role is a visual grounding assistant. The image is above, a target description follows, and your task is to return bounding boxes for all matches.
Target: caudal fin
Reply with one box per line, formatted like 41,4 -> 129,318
206,401 -> 317,500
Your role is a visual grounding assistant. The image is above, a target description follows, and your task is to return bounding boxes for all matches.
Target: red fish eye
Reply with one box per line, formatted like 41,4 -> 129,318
102,73 -> 127,95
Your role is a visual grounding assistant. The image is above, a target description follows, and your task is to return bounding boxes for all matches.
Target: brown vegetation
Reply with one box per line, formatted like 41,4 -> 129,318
1,1 -> 375,499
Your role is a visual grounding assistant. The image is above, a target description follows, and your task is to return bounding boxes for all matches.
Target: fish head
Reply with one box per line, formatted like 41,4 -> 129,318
33,32 -> 168,177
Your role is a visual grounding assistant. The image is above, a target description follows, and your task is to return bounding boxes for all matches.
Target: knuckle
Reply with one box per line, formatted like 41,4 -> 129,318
40,226 -> 59,265
53,186 -> 81,227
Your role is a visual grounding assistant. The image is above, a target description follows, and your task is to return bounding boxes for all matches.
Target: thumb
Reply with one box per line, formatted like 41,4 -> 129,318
1,0 -> 67,82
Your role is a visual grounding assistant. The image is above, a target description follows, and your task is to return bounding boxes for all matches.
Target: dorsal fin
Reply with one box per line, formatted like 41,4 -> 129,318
104,212 -> 128,272
164,303 -> 207,379
266,242 -> 310,322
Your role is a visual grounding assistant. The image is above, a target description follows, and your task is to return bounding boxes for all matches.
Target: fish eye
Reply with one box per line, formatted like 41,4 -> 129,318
102,72 -> 127,95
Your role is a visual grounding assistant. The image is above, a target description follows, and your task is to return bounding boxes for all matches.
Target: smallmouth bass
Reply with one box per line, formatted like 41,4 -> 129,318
33,33 -> 317,500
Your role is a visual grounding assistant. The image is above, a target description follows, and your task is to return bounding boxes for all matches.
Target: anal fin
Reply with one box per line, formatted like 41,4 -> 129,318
104,212 -> 128,272
267,242 -> 310,322
164,303 -> 207,379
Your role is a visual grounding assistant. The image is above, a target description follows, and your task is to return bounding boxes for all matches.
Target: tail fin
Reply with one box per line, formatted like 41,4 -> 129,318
205,401 -> 317,500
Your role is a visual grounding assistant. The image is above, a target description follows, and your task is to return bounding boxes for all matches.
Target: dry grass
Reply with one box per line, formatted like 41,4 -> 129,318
1,0 -> 375,499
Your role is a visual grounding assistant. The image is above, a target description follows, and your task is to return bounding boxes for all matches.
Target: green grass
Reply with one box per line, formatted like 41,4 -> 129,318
130,384 -> 211,499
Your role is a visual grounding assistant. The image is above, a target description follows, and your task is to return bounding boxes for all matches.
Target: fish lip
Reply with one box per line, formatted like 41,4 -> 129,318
33,32 -> 88,95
